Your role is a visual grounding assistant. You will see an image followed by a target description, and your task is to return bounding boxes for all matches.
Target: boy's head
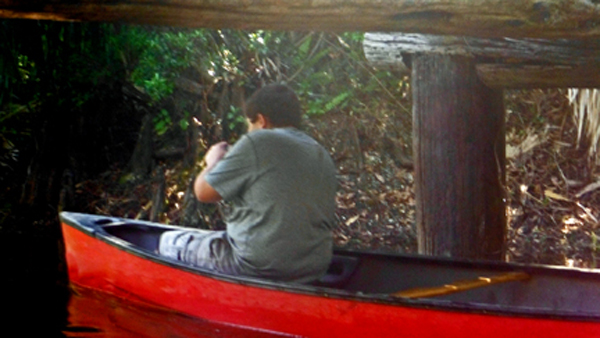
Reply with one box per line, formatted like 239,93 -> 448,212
244,84 -> 302,129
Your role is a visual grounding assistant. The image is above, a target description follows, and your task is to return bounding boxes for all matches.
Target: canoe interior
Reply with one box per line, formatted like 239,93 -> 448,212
64,212 -> 600,319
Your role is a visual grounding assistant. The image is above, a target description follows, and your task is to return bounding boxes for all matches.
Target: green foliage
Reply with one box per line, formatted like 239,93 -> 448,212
179,111 -> 190,131
243,31 -> 404,119
227,105 -> 246,132
324,91 -> 352,113
143,73 -> 174,103
103,27 -> 409,141
125,28 -> 203,102
0,22 -> 411,180
153,109 -> 172,136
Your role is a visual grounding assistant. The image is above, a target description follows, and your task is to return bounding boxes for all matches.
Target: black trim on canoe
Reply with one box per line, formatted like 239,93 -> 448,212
59,211 -> 600,322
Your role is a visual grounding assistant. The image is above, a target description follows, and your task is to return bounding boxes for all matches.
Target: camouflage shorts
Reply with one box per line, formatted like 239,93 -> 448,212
158,229 -> 241,275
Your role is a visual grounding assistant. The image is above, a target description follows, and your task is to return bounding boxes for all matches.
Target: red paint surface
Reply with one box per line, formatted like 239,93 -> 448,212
65,285 -> 294,337
62,223 -> 600,338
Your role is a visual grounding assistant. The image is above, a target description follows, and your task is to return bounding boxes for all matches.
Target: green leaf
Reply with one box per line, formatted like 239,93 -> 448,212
298,35 -> 312,57
324,92 -> 351,112
154,120 -> 168,135
179,119 -> 189,130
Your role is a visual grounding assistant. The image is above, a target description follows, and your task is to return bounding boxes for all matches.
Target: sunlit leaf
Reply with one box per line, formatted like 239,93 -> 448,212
345,215 -> 360,226
544,190 -> 570,202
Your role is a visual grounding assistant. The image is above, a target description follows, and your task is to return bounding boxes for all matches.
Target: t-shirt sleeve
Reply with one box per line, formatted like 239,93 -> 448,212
203,135 -> 256,201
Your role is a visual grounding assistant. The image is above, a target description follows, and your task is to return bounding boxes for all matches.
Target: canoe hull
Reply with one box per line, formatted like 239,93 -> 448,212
61,214 -> 600,338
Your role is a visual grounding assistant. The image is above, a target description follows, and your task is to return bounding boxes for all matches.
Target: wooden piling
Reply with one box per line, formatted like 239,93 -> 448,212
412,54 -> 506,260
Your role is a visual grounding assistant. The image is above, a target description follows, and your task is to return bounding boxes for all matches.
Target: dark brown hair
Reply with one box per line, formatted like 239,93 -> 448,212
244,84 -> 302,128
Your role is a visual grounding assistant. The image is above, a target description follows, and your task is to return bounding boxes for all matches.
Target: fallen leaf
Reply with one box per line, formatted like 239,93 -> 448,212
337,202 -> 356,209
345,215 -> 360,226
544,190 -> 571,202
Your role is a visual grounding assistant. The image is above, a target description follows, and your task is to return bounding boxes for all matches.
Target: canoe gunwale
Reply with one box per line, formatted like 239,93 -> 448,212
59,211 -> 600,323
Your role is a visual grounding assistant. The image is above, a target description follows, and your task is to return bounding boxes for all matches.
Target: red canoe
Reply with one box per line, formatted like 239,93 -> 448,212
60,212 -> 600,337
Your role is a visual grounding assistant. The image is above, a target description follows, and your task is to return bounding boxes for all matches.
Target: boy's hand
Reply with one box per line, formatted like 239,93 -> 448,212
204,141 -> 229,167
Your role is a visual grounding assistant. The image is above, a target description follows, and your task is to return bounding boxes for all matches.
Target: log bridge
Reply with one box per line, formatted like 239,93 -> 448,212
3,0 -> 599,261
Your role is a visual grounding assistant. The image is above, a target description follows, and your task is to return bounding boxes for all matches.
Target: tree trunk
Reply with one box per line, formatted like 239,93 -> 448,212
125,114 -> 155,179
181,175 -> 205,228
412,54 -> 506,260
150,165 -> 166,222
215,84 -> 230,141
2,1 -> 600,39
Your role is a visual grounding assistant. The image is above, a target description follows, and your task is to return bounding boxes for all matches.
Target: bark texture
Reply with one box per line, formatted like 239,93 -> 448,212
412,54 -> 506,260
364,32 -> 600,88
1,1 -> 600,38
476,64 -> 600,89
364,33 -> 600,66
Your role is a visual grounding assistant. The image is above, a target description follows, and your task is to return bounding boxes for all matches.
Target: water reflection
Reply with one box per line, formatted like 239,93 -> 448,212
64,285 -> 296,338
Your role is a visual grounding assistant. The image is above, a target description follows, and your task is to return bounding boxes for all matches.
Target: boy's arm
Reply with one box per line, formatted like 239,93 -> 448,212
194,142 -> 229,203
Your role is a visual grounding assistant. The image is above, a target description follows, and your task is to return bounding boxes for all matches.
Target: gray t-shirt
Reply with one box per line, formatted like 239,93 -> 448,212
204,127 -> 337,283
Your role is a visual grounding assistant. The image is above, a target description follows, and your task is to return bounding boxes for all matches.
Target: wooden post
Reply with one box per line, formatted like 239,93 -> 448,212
412,54 -> 506,260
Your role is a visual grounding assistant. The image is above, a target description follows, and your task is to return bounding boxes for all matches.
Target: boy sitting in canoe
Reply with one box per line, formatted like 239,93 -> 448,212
158,84 -> 338,284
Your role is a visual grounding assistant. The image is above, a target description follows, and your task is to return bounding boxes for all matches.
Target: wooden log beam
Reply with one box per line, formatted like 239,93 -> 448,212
413,54 -> 506,260
364,32 -> 600,88
366,62 -> 600,89
477,64 -> 600,89
1,1 -> 600,39
364,33 -> 600,67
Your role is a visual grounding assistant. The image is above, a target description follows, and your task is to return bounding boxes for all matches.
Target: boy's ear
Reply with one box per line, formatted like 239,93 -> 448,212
256,113 -> 266,127
257,113 -> 272,128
